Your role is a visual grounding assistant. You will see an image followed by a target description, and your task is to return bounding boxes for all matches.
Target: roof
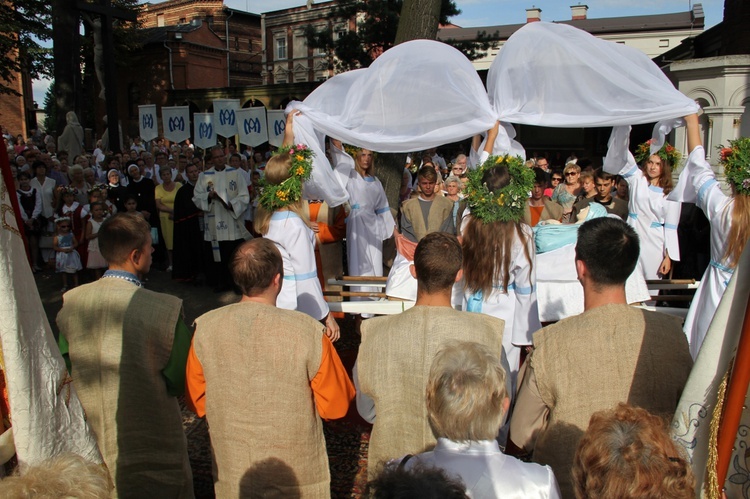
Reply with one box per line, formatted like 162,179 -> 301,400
138,22 -> 203,44
438,8 -> 704,43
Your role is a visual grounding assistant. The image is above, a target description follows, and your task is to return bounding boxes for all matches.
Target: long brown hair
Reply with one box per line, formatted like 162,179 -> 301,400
724,193 -> 750,267
643,154 -> 674,195
462,216 -> 533,296
253,153 -> 310,235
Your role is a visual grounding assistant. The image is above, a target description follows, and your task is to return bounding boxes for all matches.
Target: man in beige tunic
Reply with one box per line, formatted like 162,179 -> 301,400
185,238 -> 355,498
57,214 -> 194,498
386,166 -> 457,300
510,217 -> 693,498
356,233 -> 505,478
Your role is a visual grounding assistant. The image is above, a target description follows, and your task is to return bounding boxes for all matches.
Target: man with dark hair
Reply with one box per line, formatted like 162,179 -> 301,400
509,217 -> 692,498
524,167 -> 563,227
571,170 -> 628,221
185,237 -> 354,497
57,213 -> 194,497
387,166 -> 456,300
356,232 -> 505,479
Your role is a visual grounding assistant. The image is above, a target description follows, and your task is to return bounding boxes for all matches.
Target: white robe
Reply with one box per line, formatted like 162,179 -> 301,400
265,210 -> 329,321
330,146 -> 395,284
461,220 -> 541,390
605,155 -> 680,280
669,146 -> 735,359
192,166 -> 250,259
405,438 -> 561,499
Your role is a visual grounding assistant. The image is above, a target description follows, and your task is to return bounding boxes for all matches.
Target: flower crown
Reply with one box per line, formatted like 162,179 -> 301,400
258,144 -> 313,211
718,138 -> 750,196
54,216 -> 71,224
464,154 -> 534,223
634,139 -> 682,167
89,183 -> 107,193
60,185 -> 78,196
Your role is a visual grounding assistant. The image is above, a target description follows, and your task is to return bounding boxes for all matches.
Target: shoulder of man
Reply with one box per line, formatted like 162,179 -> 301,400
196,302 -> 324,337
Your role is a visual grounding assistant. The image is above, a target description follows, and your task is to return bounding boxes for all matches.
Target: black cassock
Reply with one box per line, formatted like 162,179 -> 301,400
172,182 -> 205,280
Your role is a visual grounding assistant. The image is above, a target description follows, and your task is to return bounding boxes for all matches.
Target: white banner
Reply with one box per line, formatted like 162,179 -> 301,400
267,110 -> 286,148
138,105 -> 158,142
237,108 -> 268,148
162,106 -> 190,144
193,113 -> 216,150
213,99 -> 240,138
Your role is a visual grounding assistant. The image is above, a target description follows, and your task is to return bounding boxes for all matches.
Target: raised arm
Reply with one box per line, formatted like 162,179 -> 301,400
685,113 -> 701,154
282,110 -> 300,148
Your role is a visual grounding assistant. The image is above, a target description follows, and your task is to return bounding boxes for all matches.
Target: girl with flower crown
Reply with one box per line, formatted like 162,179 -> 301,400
254,111 -> 340,342
672,114 -> 750,358
461,122 -> 541,390
604,138 -> 681,280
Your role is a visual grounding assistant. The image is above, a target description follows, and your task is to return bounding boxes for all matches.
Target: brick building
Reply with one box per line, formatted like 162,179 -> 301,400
261,1 -> 354,85
0,51 -> 36,139
140,0 -> 262,86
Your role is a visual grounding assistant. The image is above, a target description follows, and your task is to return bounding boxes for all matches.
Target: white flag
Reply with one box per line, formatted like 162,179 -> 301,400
162,106 -> 190,144
193,113 -> 216,150
138,105 -> 158,142
0,143 -> 102,467
237,108 -> 268,148
213,99 -> 240,138
267,110 -> 287,148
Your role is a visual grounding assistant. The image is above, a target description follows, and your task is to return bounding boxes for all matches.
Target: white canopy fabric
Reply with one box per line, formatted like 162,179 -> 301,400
287,22 -> 698,206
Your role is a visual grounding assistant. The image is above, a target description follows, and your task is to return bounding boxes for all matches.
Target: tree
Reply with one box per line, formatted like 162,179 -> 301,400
305,0 -> 470,72
0,0 -> 52,95
42,80 -> 57,134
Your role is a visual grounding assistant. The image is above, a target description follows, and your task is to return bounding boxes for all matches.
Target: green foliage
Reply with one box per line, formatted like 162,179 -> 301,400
718,139 -> 750,195
0,0 -> 52,95
43,80 -> 57,134
464,155 -> 535,223
305,0 -> 490,72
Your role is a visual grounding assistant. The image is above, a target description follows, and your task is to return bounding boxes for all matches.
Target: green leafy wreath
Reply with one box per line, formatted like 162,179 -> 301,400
718,138 -> 750,196
258,144 -> 314,211
464,154 -> 534,223
634,139 -> 682,167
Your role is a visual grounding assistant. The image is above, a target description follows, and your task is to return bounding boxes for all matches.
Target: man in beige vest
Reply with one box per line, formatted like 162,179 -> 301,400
356,233 -> 505,478
386,166 -> 456,300
57,213 -> 194,498
185,238 -> 355,498
510,217 -> 692,497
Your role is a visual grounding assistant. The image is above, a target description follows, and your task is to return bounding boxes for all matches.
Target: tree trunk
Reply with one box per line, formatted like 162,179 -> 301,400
375,0 -> 442,213
52,0 -> 80,137
395,0 -> 442,44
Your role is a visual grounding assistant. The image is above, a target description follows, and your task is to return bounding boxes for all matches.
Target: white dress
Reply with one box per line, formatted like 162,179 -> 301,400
670,146 -> 735,359
605,155 -> 681,280
265,210 -> 329,321
462,220 -> 541,391
330,146 -> 395,283
404,438 -> 561,499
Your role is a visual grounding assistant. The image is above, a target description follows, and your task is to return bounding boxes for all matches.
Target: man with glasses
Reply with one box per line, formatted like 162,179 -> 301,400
193,145 -> 251,292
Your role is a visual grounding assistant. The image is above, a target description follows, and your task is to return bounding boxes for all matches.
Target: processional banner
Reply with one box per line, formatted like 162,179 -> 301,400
236,108 -> 268,148
138,105 -> 158,142
193,113 -> 215,150
162,106 -> 190,144
213,99 -> 240,138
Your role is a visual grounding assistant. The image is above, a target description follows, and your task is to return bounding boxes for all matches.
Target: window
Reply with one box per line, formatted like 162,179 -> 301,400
659,39 -> 670,48
235,36 -> 240,50
294,35 -> 307,58
179,17 -> 186,24
157,14 -> 165,27
206,15 -> 213,26
276,37 -> 287,60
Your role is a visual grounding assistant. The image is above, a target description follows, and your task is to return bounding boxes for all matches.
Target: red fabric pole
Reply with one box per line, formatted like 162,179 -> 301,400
717,290 -> 750,488
0,139 -> 30,260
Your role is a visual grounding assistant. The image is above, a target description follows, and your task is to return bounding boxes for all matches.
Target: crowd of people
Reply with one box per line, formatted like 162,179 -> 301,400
4,107 -> 748,498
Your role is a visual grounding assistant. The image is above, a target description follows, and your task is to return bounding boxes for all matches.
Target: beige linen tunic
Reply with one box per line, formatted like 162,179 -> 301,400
529,304 -> 692,497
358,306 -> 504,478
401,195 -> 455,241
193,302 -> 330,498
57,278 -> 193,498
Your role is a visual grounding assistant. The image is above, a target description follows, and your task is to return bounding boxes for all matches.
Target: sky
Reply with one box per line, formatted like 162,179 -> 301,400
32,0 -> 723,105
